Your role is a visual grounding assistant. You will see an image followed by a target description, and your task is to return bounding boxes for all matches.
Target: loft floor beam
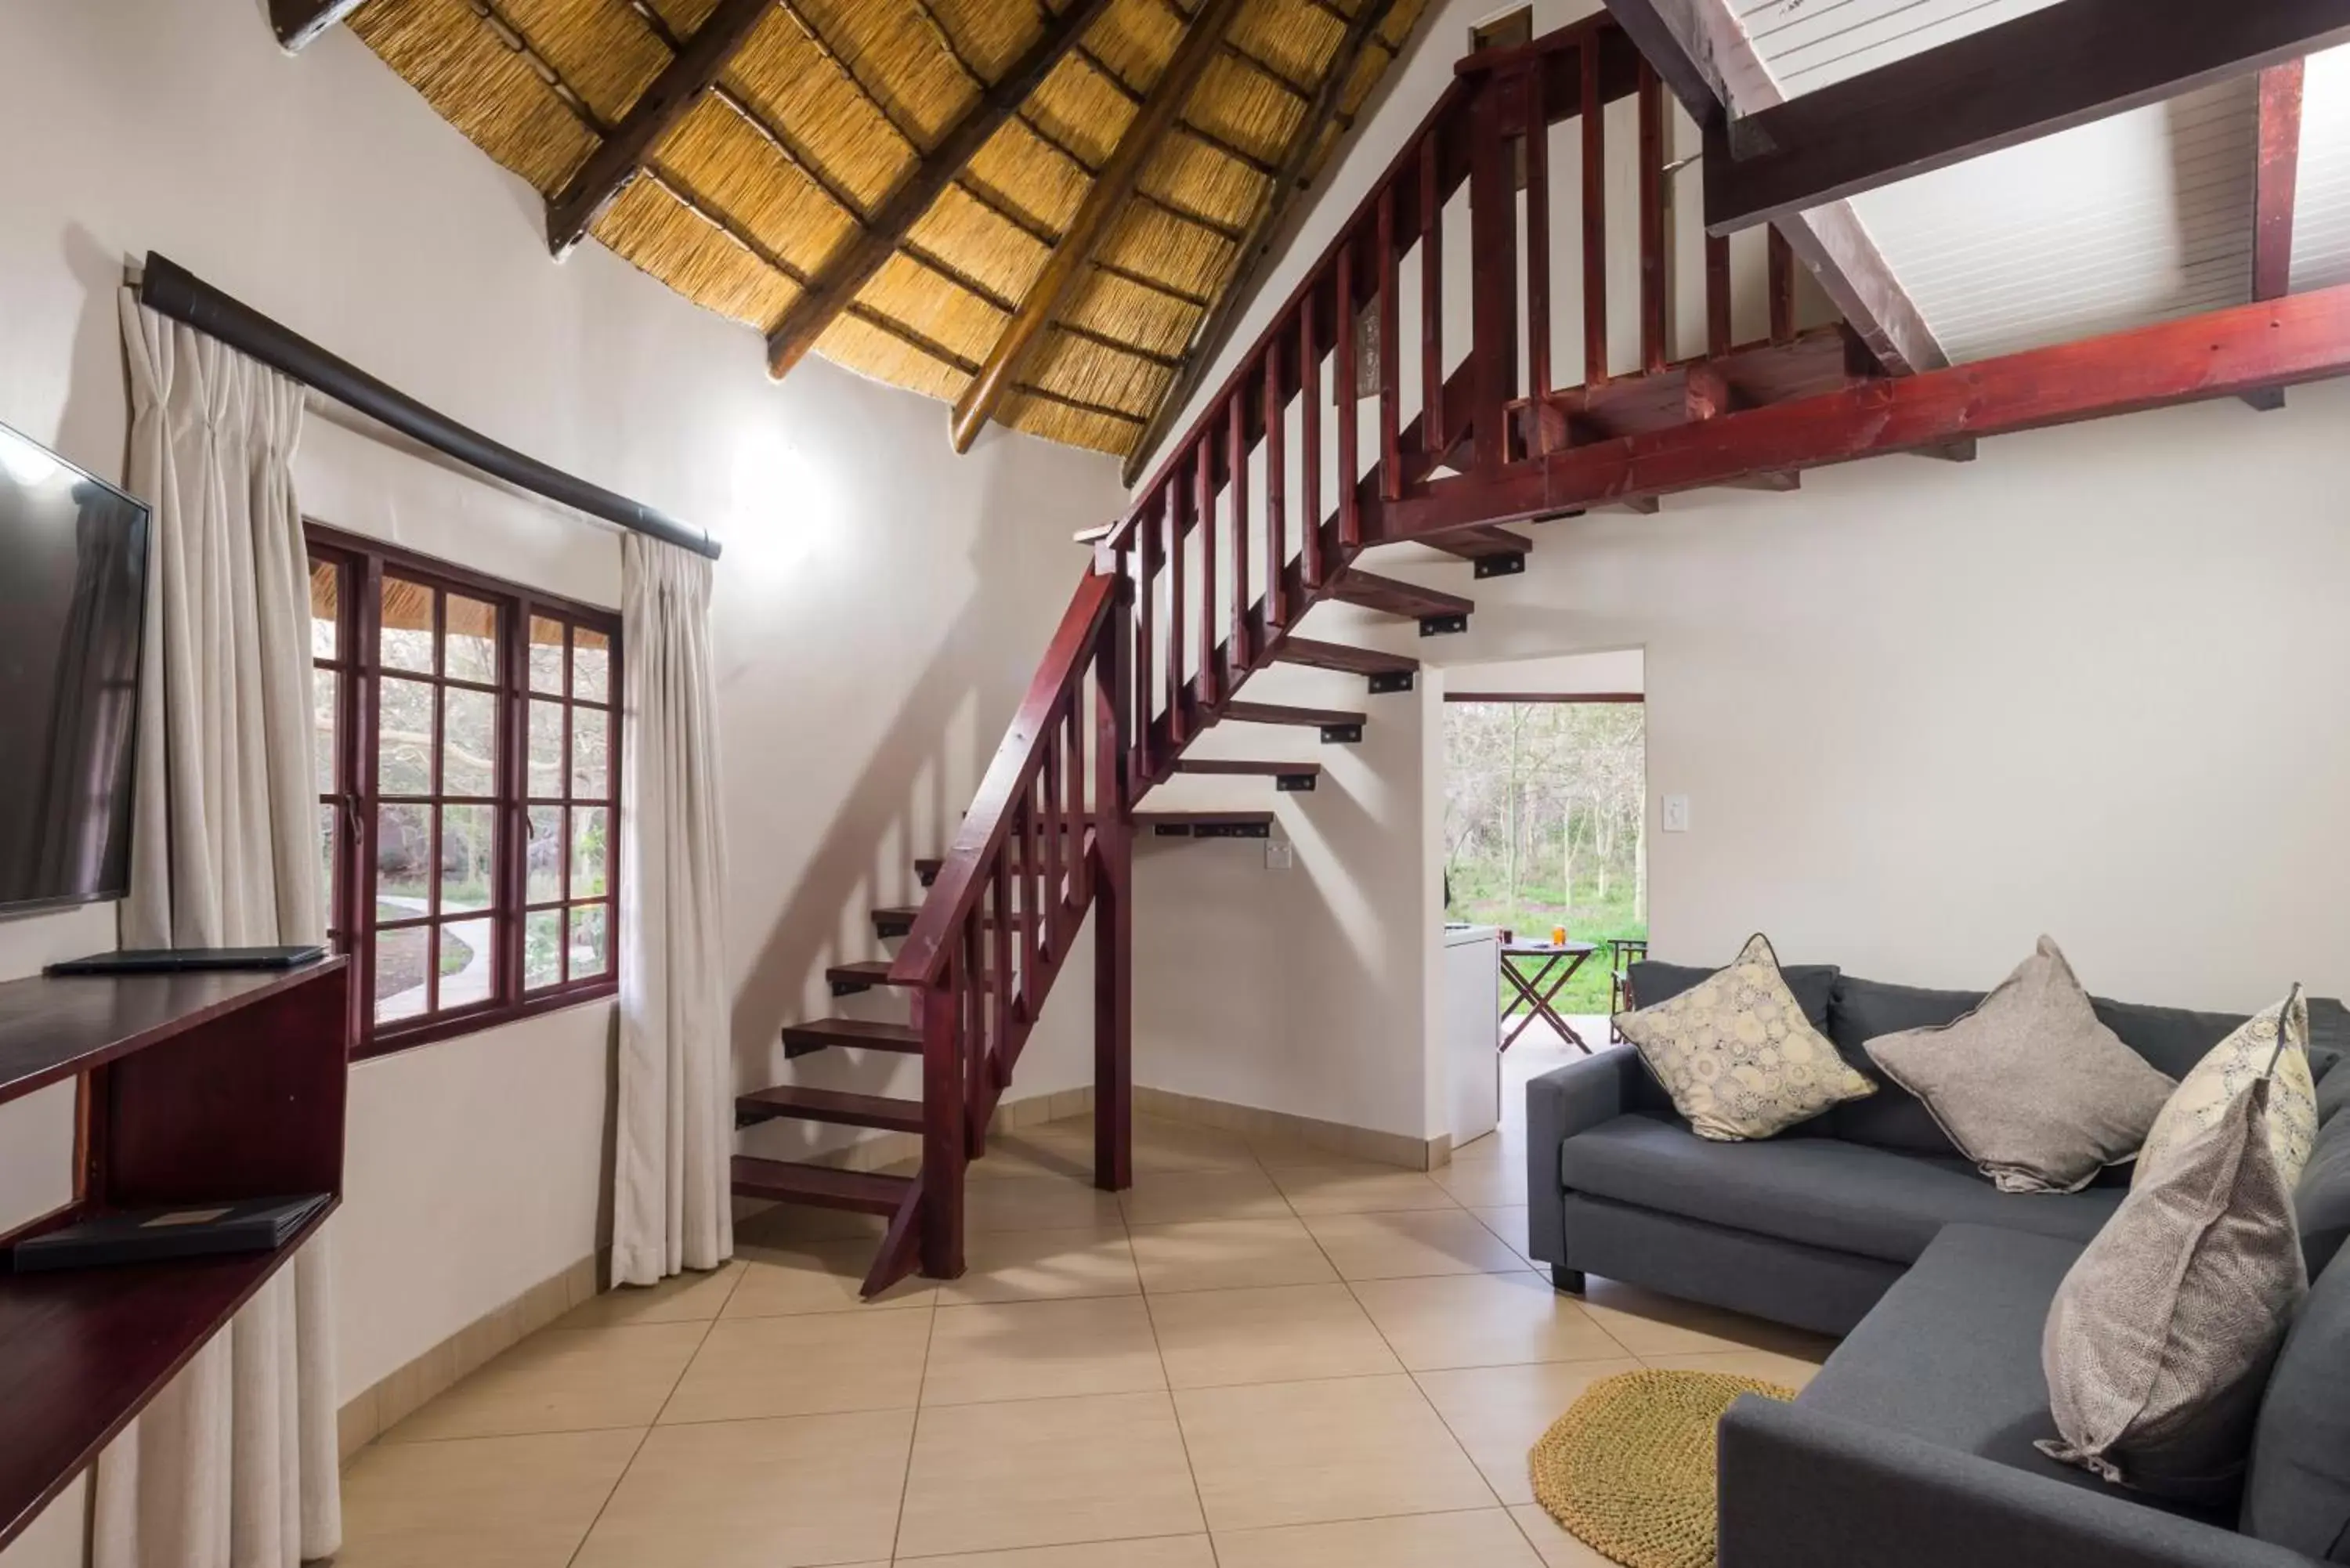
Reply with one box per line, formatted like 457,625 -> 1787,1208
1705,0 -> 2350,235
1369,284 -> 2350,542
269,0 -> 369,51
546,0 -> 776,256
950,0 -> 1249,452
2247,58 -> 2308,411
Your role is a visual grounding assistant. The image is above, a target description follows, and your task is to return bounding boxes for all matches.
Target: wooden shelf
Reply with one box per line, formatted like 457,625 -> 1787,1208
0,962 -> 345,1106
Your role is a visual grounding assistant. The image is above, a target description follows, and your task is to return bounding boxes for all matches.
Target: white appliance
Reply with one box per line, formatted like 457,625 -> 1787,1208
1442,924 -> 1502,1147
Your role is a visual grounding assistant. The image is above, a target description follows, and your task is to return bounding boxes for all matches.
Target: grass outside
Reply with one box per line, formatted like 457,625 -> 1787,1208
1452,877 -> 1646,1014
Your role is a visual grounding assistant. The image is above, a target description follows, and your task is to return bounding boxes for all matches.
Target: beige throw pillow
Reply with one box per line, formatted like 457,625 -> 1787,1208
1614,933 -> 1875,1142
2135,986 -> 2318,1192
1864,937 -> 2175,1193
2039,1076 -> 2308,1504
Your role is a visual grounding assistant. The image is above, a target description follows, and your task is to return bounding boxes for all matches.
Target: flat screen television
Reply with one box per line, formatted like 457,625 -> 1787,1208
0,422 -> 150,916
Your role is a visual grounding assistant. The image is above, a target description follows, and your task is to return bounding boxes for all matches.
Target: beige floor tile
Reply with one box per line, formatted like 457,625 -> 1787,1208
900,1537 -> 1215,1567
1146,1284 -> 1403,1389
1024,1116 -> 1259,1175
735,1200 -> 888,1245
1301,1210 -> 1527,1282
1466,1207 -> 1542,1270
1128,1217 -> 1340,1294
897,1391 -> 1205,1557
1214,1508 -> 1546,1567
385,1322 -> 707,1441
1414,1360 -> 1645,1505
1574,1278 -> 1833,1357
925,1296 -> 1167,1405
1507,1504 -> 1617,1568
1429,1159 -> 1526,1208
557,1263 -> 741,1328
1174,1375 -> 1494,1531
335,1427 -> 641,1567
1266,1163 -> 1460,1216
1449,1131 -> 1512,1164
967,1175 -> 1128,1232
1350,1272 -> 1626,1371
721,1240 -> 935,1317
570,1409 -> 912,1567
962,1133 -> 1099,1183
933,1226 -> 1142,1305
1119,1167 -> 1292,1226
1641,1347 -> 1825,1389
660,1310 -> 930,1422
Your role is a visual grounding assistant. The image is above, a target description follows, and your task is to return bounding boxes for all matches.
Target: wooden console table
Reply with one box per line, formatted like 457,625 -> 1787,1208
0,959 -> 349,1552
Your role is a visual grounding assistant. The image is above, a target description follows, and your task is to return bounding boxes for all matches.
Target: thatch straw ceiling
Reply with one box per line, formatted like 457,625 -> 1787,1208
338,0 -> 1428,459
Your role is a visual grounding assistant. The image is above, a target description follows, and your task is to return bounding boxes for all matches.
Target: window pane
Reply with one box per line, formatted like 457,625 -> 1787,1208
443,686 -> 496,797
569,807 -> 607,898
569,904 -> 609,980
378,678 -> 436,795
374,925 -> 429,1023
440,804 -> 494,914
381,577 -> 435,674
571,706 -> 608,798
445,595 -> 498,685
312,670 -> 338,796
439,919 -> 494,1012
529,616 -> 566,694
573,628 -> 610,703
526,805 -> 564,902
375,803 -> 431,919
317,802 -> 338,927
525,910 -> 562,991
529,701 -> 564,797
309,559 -> 339,660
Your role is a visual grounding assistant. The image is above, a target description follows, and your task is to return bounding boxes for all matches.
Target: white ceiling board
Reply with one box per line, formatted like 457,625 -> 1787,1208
1728,0 -> 2067,99
2291,45 -> 2350,291
1843,79 -> 2257,362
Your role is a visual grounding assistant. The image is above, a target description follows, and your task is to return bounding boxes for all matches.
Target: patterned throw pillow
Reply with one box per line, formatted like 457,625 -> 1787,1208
2135,986 -> 2318,1191
1615,934 -> 1877,1142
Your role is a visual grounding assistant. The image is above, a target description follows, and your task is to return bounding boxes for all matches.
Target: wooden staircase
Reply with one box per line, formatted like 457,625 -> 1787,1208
728,9 -> 1899,1299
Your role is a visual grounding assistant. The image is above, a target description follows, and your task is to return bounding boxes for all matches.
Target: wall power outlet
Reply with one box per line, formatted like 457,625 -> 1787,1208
1265,841 -> 1295,870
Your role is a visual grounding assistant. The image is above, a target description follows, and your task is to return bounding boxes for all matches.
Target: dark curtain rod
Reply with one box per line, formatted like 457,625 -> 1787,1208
136,251 -> 721,561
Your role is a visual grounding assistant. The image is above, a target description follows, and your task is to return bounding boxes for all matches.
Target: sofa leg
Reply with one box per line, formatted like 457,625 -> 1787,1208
1550,1265 -> 1585,1295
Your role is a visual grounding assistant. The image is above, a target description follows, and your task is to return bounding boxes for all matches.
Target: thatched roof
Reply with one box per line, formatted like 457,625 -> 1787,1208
343,0 -> 1428,458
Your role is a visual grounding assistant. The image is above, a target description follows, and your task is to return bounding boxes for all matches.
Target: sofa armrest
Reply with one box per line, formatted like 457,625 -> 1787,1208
1524,1050 -> 1647,1268
1718,1396 -> 2312,1568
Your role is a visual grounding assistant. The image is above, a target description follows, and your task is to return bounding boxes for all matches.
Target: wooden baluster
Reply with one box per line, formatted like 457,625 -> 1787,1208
918,946 -> 964,1279
964,918 -> 986,1152
1024,783 -> 1045,1003
1706,233 -> 1732,356
1419,132 -> 1445,467
989,854 -> 1011,1095
1335,239 -> 1361,546
1090,584 -> 1131,1192
1524,64 -> 1552,398
1580,39 -> 1606,386
1768,225 -> 1795,345
1227,391 -> 1249,669
1042,714 -> 1063,957
1166,474 -> 1187,747
1133,523 -> 1155,781
1263,341 -> 1286,635
1066,698 -> 1087,909
1468,76 -> 1517,474
1637,60 -> 1668,374
1299,302 -> 1325,586
1376,183 -> 1402,500
1195,435 -> 1219,706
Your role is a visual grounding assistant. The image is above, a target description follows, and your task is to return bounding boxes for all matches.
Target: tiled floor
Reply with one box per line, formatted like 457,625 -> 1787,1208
340,1032 -> 1834,1566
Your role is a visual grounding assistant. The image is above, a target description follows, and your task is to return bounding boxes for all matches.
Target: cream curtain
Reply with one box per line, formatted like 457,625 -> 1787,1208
100,290 -> 340,1566
612,534 -> 732,1284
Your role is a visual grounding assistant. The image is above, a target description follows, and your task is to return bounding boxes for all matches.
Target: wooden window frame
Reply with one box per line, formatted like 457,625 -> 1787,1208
307,522 -> 622,1060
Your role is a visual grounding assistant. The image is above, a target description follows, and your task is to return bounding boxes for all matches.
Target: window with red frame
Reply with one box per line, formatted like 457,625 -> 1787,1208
307,526 -> 620,1057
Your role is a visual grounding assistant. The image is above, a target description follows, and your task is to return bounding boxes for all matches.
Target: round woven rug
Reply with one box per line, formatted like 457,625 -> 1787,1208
1528,1368 -> 1797,1568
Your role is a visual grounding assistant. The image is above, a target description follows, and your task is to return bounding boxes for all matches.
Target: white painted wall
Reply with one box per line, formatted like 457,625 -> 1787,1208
1444,647 -> 1645,695
0,4 -> 1124,1558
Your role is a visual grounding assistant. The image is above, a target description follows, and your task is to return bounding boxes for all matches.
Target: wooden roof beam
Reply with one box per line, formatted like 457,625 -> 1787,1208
765,0 -> 1119,378
1602,0 -> 1943,375
1705,0 -> 2350,235
2247,59 -> 2308,411
269,0 -> 369,51
1123,0 -> 1402,481
546,0 -> 776,257
951,0 -> 1250,451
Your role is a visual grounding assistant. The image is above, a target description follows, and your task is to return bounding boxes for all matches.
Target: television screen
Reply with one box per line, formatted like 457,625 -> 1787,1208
0,424 -> 150,916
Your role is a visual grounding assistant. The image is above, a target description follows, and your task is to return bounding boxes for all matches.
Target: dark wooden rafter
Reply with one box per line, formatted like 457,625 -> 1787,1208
269,0 -> 369,50
1600,0 -> 1945,374
1120,0 -> 1405,482
546,0 -> 776,257
952,0 -> 1251,451
1705,0 -> 2350,235
765,0 -> 1120,377
2246,59 -> 2308,412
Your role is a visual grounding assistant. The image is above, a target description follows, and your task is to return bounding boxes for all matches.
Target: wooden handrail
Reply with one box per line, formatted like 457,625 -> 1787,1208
890,569 -> 1120,986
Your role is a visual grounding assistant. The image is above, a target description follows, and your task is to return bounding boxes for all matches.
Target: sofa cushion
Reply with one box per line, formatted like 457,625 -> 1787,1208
2243,1248 -> 2350,1562
2301,1113 -> 2350,1278
1557,1113 -> 2124,1266
1828,976 -> 1983,1156
1626,956 -> 1842,1123
1798,1223 -> 2229,1525
2138,988 -> 2321,1193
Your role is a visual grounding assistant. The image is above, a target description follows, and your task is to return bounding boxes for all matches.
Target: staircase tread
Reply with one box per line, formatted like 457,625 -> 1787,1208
1423,526 -> 1532,561
730,1156 -> 913,1213
1135,810 -> 1278,826
737,1084 -> 924,1133
1173,759 -> 1322,776
826,959 -> 909,987
780,1017 -> 922,1050
1223,699 -> 1368,728
1330,567 -> 1475,620
1271,638 -> 1419,677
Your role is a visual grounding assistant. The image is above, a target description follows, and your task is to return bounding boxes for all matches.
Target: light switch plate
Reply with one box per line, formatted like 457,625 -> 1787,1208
1661,794 -> 1690,833
1265,841 -> 1294,870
